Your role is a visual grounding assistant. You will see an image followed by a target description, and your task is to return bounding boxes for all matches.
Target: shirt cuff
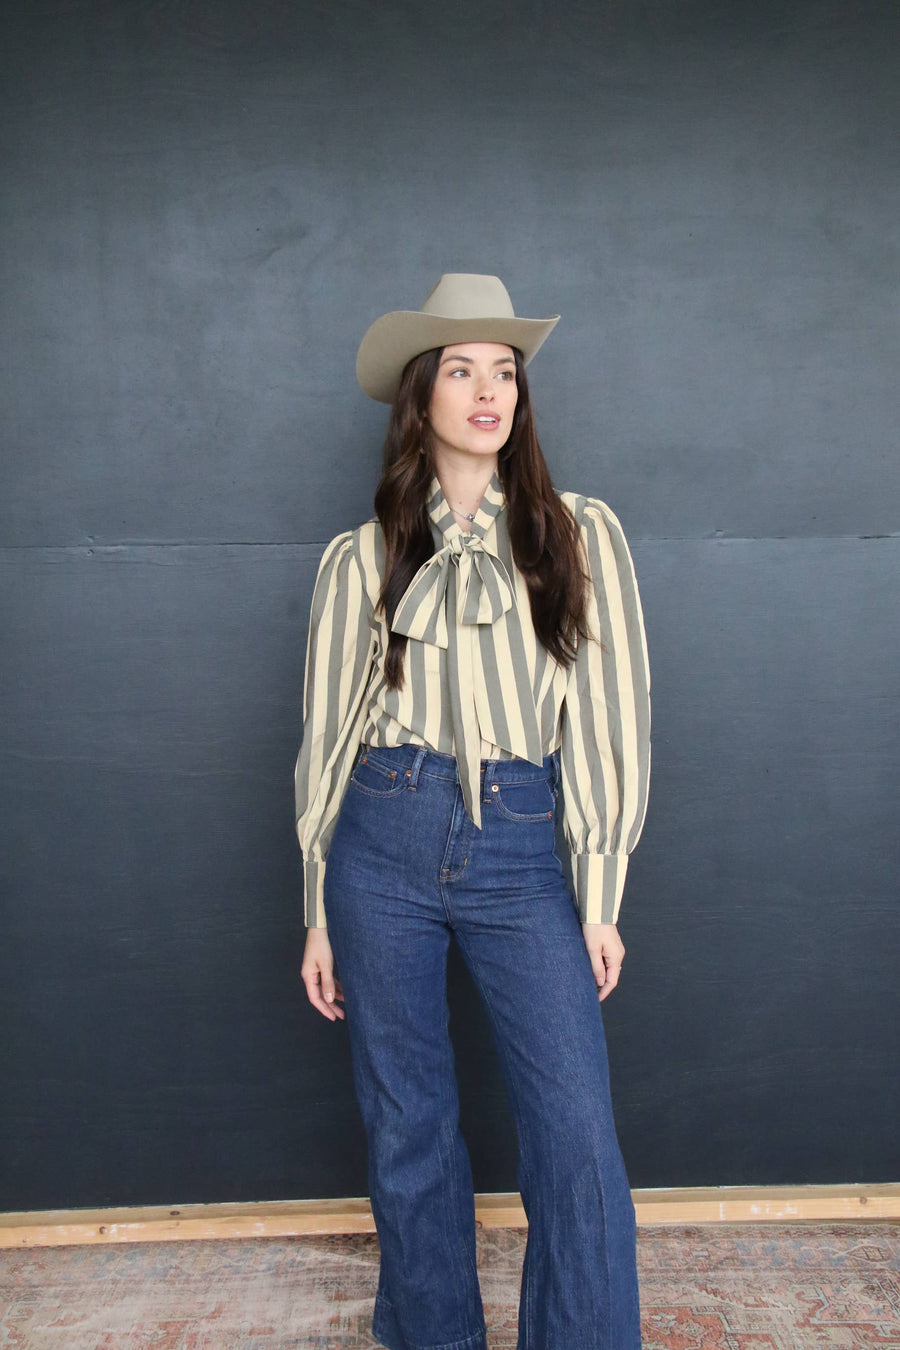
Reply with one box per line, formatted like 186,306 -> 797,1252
304,858 -> 328,929
572,853 -> 629,925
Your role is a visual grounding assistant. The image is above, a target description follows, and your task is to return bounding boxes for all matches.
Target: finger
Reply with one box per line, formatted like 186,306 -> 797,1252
597,962 -> 622,1002
329,981 -> 346,1018
586,954 -> 606,990
301,968 -> 346,1022
321,975 -> 346,1005
310,984 -> 346,1021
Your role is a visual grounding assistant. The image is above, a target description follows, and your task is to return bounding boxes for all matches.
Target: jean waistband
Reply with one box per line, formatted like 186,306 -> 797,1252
356,741 -> 560,791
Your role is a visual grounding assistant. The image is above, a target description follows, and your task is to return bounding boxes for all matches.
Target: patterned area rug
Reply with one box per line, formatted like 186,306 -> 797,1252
0,1223 -> 898,1348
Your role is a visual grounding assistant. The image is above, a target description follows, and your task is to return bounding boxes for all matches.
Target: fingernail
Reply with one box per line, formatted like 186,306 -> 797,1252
325,991 -> 333,1002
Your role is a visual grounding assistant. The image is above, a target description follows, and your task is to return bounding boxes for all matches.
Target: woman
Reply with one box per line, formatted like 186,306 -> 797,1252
294,274 -> 651,1350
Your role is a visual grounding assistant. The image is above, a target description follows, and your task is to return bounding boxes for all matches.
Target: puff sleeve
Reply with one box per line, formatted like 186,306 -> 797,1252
558,496 -> 652,925
294,530 -> 377,929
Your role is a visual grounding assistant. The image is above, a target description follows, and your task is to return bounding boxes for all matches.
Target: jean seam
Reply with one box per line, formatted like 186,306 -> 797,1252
493,808 -> 555,822
348,778 -> 407,799
451,929 -> 537,1347
440,1084 -> 480,1291
359,752 -> 400,771
492,783 -> 557,822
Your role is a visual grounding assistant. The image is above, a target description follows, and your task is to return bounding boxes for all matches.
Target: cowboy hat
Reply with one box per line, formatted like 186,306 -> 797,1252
355,273 -> 561,404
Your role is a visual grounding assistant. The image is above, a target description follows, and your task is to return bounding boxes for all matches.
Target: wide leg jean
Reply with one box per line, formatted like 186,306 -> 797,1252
323,742 -> 642,1350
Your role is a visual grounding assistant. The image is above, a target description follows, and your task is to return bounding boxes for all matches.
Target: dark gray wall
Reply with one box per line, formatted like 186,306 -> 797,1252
2,0 -> 898,1211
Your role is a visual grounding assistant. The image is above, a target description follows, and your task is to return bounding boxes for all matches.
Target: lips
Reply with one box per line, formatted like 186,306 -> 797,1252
468,414 -> 500,428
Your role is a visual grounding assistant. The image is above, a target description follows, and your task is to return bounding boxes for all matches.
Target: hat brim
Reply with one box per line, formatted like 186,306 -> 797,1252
356,311 -> 560,404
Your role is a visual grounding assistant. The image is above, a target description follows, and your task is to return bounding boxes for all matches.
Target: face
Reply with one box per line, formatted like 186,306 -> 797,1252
425,342 -> 518,467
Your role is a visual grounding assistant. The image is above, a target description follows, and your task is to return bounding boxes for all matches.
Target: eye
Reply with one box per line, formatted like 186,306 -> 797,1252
497,370 -> 515,381
449,366 -> 470,377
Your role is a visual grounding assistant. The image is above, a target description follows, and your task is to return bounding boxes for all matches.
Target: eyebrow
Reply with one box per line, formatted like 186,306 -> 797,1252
439,353 -> 516,367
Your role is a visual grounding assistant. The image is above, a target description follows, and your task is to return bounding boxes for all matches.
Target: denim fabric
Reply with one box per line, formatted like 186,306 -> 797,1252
323,742 -> 642,1350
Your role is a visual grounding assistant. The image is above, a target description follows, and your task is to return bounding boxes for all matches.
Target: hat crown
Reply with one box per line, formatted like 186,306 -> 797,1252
356,272 -> 559,402
420,274 -> 516,321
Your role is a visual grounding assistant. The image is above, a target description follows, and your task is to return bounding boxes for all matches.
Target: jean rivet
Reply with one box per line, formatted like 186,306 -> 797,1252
491,784 -> 499,792
389,770 -> 396,777
406,769 -> 411,777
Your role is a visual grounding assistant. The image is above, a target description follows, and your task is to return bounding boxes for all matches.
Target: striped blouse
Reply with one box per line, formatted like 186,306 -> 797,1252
294,468 -> 651,930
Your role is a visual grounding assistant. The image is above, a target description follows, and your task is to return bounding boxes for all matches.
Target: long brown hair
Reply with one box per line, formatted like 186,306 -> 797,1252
373,346 -> 591,690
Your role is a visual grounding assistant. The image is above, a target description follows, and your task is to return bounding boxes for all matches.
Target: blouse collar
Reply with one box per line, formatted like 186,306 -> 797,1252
426,468 -> 506,542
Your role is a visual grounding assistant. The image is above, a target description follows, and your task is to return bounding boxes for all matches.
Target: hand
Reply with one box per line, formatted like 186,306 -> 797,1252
581,922 -> 626,1002
301,927 -> 346,1022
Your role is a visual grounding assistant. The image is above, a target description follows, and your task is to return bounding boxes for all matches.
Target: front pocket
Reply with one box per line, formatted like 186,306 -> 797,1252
492,777 -> 557,822
348,751 -> 408,798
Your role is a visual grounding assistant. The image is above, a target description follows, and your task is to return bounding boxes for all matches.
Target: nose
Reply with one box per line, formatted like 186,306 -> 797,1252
475,375 -> 495,402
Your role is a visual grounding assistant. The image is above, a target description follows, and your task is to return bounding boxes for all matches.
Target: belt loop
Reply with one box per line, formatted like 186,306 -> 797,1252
482,758 -> 496,802
407,746 -> 427,790
551,748 -> 560,792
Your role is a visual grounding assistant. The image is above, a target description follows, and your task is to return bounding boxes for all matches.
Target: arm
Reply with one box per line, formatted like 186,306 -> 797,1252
294,529 -> 376,930
558,496 -> 652,931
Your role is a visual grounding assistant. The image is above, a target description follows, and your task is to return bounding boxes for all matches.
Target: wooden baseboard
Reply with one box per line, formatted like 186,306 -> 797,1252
1,1184 -> 897,1248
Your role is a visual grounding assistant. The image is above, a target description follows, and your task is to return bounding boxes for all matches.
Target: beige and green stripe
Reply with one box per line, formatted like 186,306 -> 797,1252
294,472 -> 651,929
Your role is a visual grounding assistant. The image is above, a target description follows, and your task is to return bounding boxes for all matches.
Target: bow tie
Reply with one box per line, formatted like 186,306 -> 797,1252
390,530 -> 543,829
391,532 -> 516,649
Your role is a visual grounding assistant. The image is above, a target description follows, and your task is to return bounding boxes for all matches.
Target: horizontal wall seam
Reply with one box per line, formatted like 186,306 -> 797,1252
1,534 -> 898,554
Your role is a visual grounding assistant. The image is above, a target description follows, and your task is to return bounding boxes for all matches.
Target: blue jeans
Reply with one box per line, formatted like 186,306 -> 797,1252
323,742 -> 642,1350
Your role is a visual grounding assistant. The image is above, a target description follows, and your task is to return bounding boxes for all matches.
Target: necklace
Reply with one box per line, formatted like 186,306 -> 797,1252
449,504 -> 477,523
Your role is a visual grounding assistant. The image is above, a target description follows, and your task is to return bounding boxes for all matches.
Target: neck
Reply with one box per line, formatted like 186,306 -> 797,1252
434,456 -> 498,529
